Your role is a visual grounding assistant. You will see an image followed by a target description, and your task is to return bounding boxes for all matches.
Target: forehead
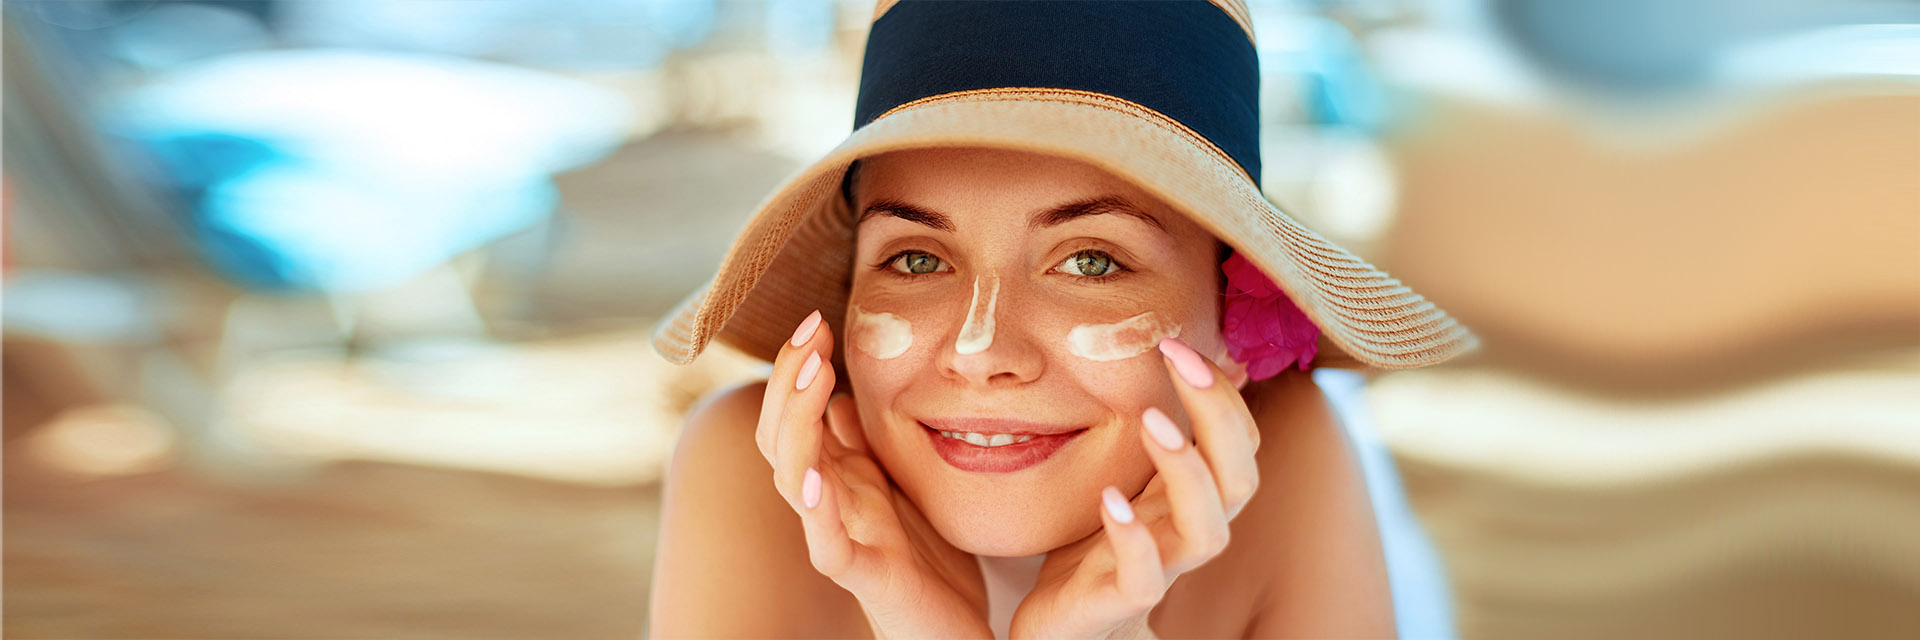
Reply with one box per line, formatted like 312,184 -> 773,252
851,147 -> 1209,238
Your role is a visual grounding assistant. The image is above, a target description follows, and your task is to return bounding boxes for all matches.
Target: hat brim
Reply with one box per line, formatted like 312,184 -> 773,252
651,87 -> 1477,370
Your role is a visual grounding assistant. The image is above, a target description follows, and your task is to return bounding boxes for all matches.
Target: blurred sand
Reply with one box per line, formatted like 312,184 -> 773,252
5,453 -> 659,639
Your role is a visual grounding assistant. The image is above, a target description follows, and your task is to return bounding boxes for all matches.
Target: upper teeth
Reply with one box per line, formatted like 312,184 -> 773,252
938,431 -> 1035,447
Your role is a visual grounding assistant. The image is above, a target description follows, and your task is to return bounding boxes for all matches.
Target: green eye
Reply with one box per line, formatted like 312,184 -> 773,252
888,251 -> 950,275
1057,250 -> 1119,277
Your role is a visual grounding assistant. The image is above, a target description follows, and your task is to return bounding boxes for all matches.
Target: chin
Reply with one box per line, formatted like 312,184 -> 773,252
917,487 -> 1103,558
872,416 -> 1154,557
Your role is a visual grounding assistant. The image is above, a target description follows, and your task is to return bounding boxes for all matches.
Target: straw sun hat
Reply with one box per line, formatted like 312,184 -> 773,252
651,0 -> 1477,371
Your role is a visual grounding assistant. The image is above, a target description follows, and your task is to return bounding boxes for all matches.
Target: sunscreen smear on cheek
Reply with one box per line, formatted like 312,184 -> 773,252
1066,312 -> 1182,361
850,305 -> 913,359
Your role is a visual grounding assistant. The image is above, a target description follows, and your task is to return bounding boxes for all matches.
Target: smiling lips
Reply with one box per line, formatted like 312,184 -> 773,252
920,417 -> 1087,473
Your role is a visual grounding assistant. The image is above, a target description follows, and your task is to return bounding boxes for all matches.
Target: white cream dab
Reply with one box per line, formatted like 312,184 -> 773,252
1066,312 -> 1183,362
849,305 -> 912,360
954,275 -> 1000,354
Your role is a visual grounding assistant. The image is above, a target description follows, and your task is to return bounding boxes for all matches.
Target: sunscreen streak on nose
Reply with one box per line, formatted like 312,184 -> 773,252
1067,312 -> 1183,361
955,275 -> 1000,354
850,305 -> 912,359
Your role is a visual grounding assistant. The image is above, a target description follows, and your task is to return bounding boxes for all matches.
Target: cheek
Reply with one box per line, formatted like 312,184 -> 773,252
1055,308 -> 1199,444
1057,319 -> 1186,427
1064,311 -> 1183,362
845,305 -> 919,436
1056,356 -> 1171,496
844,301 -> 941,454
848,305 -> 913,360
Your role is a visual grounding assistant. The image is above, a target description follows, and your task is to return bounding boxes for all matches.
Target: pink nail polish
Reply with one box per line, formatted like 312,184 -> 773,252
796,351 -> 822,391
1142,407 -> 1185,451
1102,486 -> 1135,523
1158,338 -> 1214,389
790,310 -> 823,347
803,467 -> 822,509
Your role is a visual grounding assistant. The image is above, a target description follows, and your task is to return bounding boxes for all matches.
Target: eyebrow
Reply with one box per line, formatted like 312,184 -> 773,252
856,196 -> 1168,235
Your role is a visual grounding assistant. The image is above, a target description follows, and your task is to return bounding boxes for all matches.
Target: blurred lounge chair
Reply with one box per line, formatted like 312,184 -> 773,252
1379,80 -> 1919,391
5,39 -> 631,479
1361,29 -> 1920,639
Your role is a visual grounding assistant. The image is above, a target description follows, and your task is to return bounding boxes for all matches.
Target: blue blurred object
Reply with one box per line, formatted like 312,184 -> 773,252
765,0 -> 837,56
1492,0 -> 1920,93
196,163 -> 558,293
1717,23 -> 1920,83
106,3 -> 275,71
1256,14 -> 1392,132
1,270 -> 163,343
1316,368 -> 1458,640
105,49 -> 632,293
276,0 -> 716,71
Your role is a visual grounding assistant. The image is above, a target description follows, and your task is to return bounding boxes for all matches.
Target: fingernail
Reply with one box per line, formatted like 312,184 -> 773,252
1102,486 -> 1135,523
796,351 -> 822,391
803,467 -> 822,509
790,310 -> 823,347
1158,338 -> 1214,389
1142,407 -> 1185,451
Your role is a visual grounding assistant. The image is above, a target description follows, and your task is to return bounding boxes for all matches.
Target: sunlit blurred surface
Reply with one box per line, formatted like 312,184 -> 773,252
1374,360 -> 1920,485
4,454 -> 663,639
1370,357 -> 1920,638
22,404 -> 177,477
225,330 -> 763,486
5,0 -> 1917,637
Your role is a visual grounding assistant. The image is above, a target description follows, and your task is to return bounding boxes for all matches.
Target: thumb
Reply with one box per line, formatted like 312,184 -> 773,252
825,393 -> 871,454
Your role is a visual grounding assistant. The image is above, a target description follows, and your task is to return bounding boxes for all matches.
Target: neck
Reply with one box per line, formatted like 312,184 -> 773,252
978,553 -> 1048,640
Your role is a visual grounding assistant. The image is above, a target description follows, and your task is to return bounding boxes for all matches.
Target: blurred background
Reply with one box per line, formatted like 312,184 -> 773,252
3,0 -> 1915,638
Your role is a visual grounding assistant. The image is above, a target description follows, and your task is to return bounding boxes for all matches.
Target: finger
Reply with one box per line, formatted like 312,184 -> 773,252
775,352 -> 837,509
824,393 -> 870,454
1140,406 -> 1231,574
799,465 -> 856,578
1100,486 -> 1167,613
1157,337 -> 1262,519
803,462 -> 891,596
757,309 -> 834,464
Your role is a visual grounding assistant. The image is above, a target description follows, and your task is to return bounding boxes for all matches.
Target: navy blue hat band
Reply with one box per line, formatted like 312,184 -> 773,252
854,0 -> 1263,185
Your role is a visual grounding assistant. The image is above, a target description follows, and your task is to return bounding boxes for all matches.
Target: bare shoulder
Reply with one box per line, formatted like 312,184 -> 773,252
648,381 -> 867,639
1242,371 -> 1395,638
1155,371 -> 1395,638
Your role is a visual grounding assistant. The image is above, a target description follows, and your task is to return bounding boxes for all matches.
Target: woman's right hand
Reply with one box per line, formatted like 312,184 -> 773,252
761,309 -> 993,639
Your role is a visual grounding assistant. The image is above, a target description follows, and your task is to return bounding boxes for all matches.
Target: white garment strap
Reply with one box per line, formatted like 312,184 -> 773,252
976,553 -> 1046,640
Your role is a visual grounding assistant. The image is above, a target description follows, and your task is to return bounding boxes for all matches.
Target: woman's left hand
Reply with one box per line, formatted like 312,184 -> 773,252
1010,337 -> 1262,640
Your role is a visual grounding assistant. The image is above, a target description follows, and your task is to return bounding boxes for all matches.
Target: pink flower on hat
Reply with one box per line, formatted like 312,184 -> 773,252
1221,252 -> 1320,380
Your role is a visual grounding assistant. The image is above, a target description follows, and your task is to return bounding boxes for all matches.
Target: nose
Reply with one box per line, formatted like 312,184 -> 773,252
939,274 -> 1043,387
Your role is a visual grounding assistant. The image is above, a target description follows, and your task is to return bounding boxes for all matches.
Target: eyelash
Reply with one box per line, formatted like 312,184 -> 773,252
869,248 -> 1133,282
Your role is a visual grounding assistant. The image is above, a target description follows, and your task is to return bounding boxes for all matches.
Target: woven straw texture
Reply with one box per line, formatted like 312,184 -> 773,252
652,88 -> 1477,370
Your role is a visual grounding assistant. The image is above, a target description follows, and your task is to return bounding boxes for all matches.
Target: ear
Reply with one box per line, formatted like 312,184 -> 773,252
1208,340 -> 1251,391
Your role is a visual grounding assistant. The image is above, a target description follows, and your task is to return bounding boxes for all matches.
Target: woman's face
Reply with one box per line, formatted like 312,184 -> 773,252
843,146 -> 1239,557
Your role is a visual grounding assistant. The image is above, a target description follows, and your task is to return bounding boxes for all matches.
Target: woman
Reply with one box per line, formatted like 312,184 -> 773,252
649,2 -> 1475,638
